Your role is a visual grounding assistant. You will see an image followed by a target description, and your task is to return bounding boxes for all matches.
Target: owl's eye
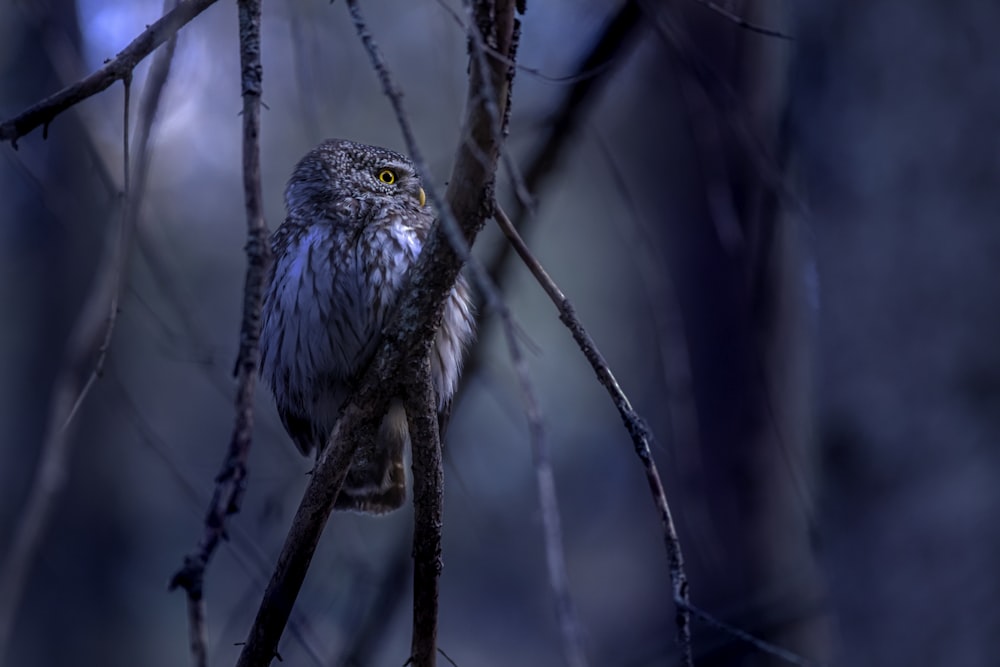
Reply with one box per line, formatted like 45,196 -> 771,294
377,169 -> 396,185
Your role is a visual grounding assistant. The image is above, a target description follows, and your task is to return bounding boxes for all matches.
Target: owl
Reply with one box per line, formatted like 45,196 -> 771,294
260,139 -> 475,514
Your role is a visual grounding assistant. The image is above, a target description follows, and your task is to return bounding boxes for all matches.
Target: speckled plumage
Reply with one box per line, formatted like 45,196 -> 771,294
260,139 -> 474,514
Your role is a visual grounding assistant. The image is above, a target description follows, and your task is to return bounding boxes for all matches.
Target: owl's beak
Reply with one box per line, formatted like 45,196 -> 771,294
418,187 -> 426,208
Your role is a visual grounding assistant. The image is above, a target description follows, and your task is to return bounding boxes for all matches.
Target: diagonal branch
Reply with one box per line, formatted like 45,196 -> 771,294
492,205 -> 694,667
0,0 -> 220,147
168,2 -> 271,666
690,0 -> 792,40
482,0 -> 643,286
233,2 -> 519,664
450,5 -> 591,665
405,354 -> 444,667
346,4 -> 582,665
0,77 -> 130,663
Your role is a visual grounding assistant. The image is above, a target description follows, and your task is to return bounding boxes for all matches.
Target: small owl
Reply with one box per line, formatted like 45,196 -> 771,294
260,139 -> 475,514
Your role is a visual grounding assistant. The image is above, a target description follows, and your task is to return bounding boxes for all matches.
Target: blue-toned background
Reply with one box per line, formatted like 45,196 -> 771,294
1,1 -> 998,665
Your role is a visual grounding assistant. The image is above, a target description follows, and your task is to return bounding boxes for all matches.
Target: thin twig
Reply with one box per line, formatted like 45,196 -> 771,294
0,17 -> 179,649
346,2 -> 521,664
405,354 -> 444,667
493,205 -> 694,667
432,0 -> 613,86
445,5 -> 591,665
691,0 -> 792,40
681,600 -> 825,667
168,2 -> 271,666
233,1 -> 518,663
342,7 -> 581,663
109,370 -> 327,666
187,595 -> 209,667
63,0 -> 182,431
501,303 -> 588,667
481,0 -> 643,300
640,0 -> 806,218
0,74 -> 133,663
0,0 -> 220,147
348,4 -> 583,666
234,404 -> 377,667
335,535 -> 412,666
590,130 -> 696,459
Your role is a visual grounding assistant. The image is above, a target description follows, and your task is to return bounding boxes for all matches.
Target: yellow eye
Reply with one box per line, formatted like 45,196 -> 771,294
377,169 -> 396,185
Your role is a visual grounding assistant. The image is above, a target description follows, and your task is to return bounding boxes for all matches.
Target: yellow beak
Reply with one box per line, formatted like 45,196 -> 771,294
418,187 -> 426,208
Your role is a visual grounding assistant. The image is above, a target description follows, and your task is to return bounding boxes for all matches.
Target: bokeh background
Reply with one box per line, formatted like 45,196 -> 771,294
2,0 -> 998,666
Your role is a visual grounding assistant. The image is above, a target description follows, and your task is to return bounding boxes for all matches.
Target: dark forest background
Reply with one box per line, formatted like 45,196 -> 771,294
1,0 -> 998,665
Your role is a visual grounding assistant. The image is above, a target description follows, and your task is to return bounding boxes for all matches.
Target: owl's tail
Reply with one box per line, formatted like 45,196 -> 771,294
335,399 -> 409,514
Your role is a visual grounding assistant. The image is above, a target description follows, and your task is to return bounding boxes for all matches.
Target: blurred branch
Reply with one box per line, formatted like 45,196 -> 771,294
287,12 -> 323,141
335,537 -> 412,666
109,370 -> 327,666
432,0 -> 612,85
0,7 -> 183,653
501,292 -> 588,667
353,3 -> 587,665
640,0 -> 805,218
492,204 -> 694,666
452,4 -> 591,665
590,130 -> 696,459
482,0 -> 642,286
0,77 -> 130,663
406,356 -> 444,667
233,0 -> 518,663
168,2 -> 271,666
691,0 -> 792,40
0,0 -> 219,147
681,600 -> 825,667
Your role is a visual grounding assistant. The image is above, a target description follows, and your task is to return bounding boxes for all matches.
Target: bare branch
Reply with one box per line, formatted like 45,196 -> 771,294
235,401 -> 377,667
348,5 -> 587,665
482,0 -> 642,295
168,2 -> 271,665
0,10 -> 184,649
444,6 -> 591,665
233,0 -> 519,662
186,596 -> 209,667
500,302 -> 589,667
492,205 -> 694,667
690,0 -> 792,40
681,601 -> 826,667
334,536 -> 412,666
432,0 -> 613,85
0,0 -> 220,147
406,355 -> 444,667
0,75 -> 132,664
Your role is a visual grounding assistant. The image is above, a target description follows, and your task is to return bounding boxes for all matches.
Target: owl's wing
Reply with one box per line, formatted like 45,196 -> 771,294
277,405 -> 325,457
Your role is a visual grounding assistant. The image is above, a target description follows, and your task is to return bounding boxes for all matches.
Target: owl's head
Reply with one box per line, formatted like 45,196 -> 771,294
284,138 -> 426,221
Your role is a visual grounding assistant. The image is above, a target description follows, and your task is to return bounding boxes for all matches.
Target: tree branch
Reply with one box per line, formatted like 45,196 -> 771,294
0,0 -> 220,147
680,600 -> 825,667
449,5 -> 591,665
233,1 -> 518,664
168,2 -> 271,666
689,0 -> 792,40
492,205 -> 694,667
348,5 -> 571,666
405,355 -> 444,667
482,0 -> 643,286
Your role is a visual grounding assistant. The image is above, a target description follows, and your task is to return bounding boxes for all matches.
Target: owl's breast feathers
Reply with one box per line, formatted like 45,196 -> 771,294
261,210 -> 423,408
